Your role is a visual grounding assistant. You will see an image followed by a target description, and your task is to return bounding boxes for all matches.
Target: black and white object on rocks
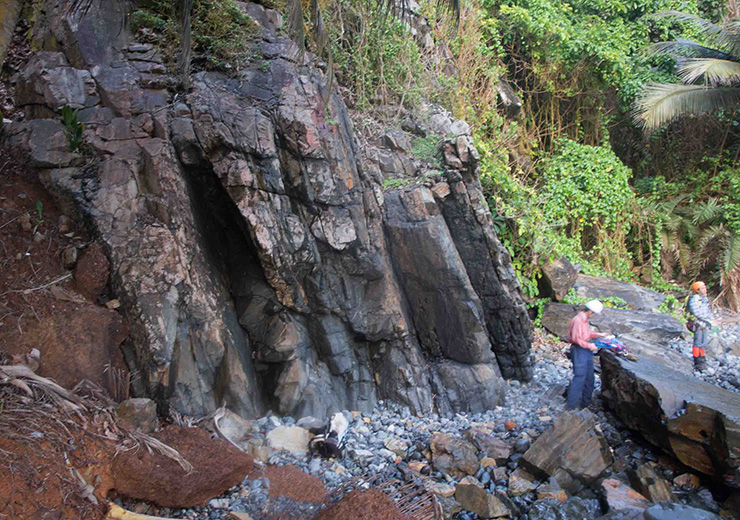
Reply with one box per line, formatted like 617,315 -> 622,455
309,413 -> 348,459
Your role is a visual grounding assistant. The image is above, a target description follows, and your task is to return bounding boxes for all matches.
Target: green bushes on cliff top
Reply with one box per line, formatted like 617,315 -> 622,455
130,0 -> 259,72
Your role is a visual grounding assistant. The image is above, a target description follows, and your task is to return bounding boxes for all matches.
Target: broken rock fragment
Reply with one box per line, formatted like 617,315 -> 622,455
521,410 -> 613,493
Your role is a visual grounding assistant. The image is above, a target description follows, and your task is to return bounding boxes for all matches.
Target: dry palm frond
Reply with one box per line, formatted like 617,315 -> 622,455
678,58 -> 740,86
0,364 -> 84,411
633,83 -> 740,130
0,365 -> 193,473
720,261 -> 740,311
128,430 -> 194,473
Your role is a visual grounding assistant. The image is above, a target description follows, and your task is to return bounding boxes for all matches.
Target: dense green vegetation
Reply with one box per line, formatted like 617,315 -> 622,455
134,0 -> 739,310
314,0 -> 740,310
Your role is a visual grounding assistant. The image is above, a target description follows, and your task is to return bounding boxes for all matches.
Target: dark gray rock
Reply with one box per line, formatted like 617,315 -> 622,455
3,1 -> 534,419
13,52 -> 99,118
521,410 -> 613,493
117,398 -> 159,434
600,351 -> 740,487
3,119 -> 83,168
539,256 -> 578,301
528,497 -> 601,520
643,503 -> 721,520
572,275 -> 666,311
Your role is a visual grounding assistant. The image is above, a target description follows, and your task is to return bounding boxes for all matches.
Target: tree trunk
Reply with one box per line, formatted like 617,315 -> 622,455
0,0 -> 21,70
179,0 -> 193,89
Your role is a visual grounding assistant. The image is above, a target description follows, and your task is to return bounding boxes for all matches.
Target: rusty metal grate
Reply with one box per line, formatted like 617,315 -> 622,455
325,473 -> 442,520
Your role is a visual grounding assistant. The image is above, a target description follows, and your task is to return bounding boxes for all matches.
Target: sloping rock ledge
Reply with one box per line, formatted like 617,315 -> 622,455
600,350 -> 740,488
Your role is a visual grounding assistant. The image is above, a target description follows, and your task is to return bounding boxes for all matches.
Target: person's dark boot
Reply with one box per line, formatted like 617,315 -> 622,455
694,356 -> 707,372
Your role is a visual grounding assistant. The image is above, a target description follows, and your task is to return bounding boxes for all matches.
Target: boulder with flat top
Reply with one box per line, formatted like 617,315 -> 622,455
600,350 -> 740,488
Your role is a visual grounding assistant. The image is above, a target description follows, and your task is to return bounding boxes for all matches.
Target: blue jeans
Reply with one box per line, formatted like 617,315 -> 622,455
567,345 -> 594,410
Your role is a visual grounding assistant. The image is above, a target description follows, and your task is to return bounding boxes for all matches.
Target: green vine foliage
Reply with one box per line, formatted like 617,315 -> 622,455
561,289 -> 629,309
541,139 -> 635,278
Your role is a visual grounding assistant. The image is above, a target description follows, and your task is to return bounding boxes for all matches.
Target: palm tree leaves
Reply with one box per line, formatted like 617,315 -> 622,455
634,11 -> 740,131
645,39 -> 737,61
652,11 -> 740,57
633,84 -> 740,130
677,58 -> 740,86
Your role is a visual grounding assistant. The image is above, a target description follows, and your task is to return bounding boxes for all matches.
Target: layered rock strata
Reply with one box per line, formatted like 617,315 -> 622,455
2,0 -> 533,418
600,351 -> 740,488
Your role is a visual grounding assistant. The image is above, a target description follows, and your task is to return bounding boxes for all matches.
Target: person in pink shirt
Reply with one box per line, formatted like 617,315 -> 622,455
566,300 -> 608,410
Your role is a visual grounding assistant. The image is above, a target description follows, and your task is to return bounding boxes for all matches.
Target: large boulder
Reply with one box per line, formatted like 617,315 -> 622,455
431,433 -> 479,478
539,256 -> 578,301
600,351 -> 740,487
110,426 -> 253,507
541,303 -> 688,371
572,275 -> 666,311
455,477 -> 511,518
521,410 -> 613,493
542,303 -> 684,345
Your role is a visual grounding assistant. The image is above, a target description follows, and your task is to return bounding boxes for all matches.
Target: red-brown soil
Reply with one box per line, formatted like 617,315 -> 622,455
0,387 -> 114,520
73,241 -> 111,302
259,464 -> 329,503
0,156 -> 86,342
111,425 -> 254,508
313,489 -> 415,520
0,154 -> 129,396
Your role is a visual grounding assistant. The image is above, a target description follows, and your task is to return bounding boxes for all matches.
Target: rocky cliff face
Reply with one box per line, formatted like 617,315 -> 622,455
2,0 -> 533,418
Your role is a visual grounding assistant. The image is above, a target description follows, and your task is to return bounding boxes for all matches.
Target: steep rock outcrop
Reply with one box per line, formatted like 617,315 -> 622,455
600,351 -> 740,488
2,0 -> 533,417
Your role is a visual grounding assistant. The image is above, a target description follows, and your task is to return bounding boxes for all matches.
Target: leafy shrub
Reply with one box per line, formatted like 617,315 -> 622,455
562,289 -> 629,309
541,139 -> 635,277
61,106 -> 84,152
130,0 -> 259,72
324,0 -> 428,109
382,178 -> 412,189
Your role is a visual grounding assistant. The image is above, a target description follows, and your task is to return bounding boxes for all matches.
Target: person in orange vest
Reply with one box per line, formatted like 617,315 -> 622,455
687,281 -> 714,372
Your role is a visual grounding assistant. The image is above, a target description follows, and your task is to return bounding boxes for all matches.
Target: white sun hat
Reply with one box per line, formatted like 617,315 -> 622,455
585,300 -> 604,314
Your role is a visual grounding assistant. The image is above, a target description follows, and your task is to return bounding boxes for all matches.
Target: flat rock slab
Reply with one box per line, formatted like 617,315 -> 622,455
644,502 -> 722,520
543,303 -> 684,345
601,478 -> 650,513
521,410 -> 613,493
266,426 -> 311,453
600,351 -> 740,488
573,274 -> 666,311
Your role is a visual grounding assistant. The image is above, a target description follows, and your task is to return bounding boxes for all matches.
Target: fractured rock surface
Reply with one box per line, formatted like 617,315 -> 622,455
2,0 -> 533,418
600,351 -> 740,488
521,409 -> 613,493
